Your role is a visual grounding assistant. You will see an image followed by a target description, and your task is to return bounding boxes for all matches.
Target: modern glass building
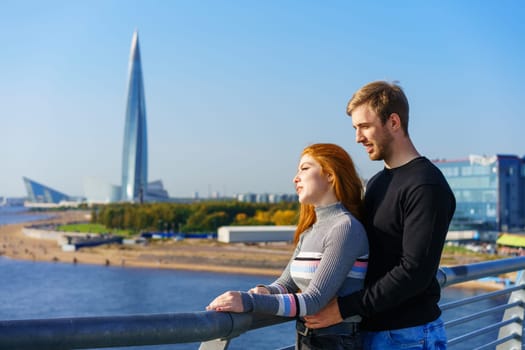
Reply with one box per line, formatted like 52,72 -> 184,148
83,31 -> 168,204
121,30 -> 148,202
23,177 -> 71,204
25,31 -> 168,205
433,155 -> 525,232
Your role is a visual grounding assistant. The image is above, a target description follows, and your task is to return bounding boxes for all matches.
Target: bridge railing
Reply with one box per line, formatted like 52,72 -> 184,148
1,256 -> 525,350
437,257 -> 525,350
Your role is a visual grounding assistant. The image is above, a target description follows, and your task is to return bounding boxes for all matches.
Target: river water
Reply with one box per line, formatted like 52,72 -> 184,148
0,206 -> 52,225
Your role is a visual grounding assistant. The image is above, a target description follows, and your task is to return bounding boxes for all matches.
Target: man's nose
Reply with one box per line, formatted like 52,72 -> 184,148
355,130 -> 364,143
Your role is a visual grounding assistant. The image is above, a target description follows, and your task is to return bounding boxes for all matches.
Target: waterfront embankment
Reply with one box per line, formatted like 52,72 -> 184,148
0,210 -> 513,288
0,210 -> 290,276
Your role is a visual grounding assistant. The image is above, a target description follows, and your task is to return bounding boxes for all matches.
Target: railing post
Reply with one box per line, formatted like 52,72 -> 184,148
199,338 -> 231,350
198,313 -> 291,349
496,270 -> 525,350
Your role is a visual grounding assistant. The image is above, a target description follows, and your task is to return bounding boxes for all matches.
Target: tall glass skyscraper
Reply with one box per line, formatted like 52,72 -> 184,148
24,31 -> 168,205
121,31 -> 148,202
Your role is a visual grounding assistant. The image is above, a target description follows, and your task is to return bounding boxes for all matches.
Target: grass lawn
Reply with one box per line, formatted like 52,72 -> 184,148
441,244 -> 498,265
56,223 -> 133,236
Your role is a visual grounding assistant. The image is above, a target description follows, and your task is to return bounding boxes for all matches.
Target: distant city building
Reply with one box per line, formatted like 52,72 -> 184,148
83,177 -> 121,204
145,180 -> 170,202
0,197 -> 26,207
82,30 -> 169,204
433,154 -> 525,233
256,193 -> 269,203
236,193 -> 257,203
121,30 -> 149,202
235,192 -> 298,204
270,193 -> 299,203
23,177 -> 72,204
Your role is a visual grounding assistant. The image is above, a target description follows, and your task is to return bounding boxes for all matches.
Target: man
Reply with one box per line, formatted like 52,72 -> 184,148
304,81 -> 456,349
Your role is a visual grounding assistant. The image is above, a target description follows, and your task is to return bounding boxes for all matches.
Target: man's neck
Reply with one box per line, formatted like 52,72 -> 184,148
384,138 -> 420,169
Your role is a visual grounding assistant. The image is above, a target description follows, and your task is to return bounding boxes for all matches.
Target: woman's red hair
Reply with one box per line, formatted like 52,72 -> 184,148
293,143 -> 364,244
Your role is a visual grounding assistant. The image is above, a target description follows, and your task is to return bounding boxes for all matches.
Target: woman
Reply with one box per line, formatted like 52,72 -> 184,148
206,143 -> 368,350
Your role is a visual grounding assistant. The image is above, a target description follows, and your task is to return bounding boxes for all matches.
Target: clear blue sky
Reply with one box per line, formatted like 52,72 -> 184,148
2,1 -> 524,198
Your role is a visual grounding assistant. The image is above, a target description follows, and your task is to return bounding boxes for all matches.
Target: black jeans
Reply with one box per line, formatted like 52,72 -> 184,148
296,321 -> 363,350
296,333 -> 363,350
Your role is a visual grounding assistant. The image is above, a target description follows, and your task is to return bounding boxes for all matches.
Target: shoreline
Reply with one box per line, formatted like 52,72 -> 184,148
0,210 -> 510,289
0,210 -> 287,277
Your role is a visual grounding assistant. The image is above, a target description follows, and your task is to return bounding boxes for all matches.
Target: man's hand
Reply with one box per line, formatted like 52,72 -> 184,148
248,286 -> 270,294
303,298 -> 343,329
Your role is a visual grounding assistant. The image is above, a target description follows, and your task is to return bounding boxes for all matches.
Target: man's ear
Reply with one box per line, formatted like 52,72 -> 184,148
389,113 -> 402,131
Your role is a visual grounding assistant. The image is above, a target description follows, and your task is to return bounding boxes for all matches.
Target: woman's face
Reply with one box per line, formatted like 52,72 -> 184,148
293,154 -> 335,207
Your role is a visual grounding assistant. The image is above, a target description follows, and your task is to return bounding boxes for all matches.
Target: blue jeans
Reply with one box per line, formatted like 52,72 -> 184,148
363,317 -> 446,350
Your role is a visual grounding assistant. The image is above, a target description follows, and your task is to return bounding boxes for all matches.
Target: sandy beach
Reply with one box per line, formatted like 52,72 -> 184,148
0,210 -> 291,276
0,210 -> 510,290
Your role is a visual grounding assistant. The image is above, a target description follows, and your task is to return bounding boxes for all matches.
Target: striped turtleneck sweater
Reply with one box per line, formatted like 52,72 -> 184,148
240,202 -> 368,321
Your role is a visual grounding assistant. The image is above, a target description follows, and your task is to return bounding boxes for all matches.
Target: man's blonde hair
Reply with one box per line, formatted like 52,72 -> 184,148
347,81 -> 410,135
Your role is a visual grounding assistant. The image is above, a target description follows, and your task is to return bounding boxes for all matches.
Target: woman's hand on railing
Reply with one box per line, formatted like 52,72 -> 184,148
207,285 -> 269,313
206,291 -> 244,312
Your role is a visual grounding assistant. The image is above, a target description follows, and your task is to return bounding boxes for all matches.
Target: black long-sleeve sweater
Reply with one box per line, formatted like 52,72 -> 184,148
338,157 -> 456,331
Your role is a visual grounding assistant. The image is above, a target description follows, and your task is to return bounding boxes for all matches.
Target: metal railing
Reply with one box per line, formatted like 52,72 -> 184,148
1,257 -> 525,350
438,258 -> 525,350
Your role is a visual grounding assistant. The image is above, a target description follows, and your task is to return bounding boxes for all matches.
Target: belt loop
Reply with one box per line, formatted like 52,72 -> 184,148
296,321 -> 310,336
297,327 -> 309,336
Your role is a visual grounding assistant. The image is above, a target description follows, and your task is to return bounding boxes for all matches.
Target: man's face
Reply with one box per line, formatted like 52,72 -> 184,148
351,104 -> 393,161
